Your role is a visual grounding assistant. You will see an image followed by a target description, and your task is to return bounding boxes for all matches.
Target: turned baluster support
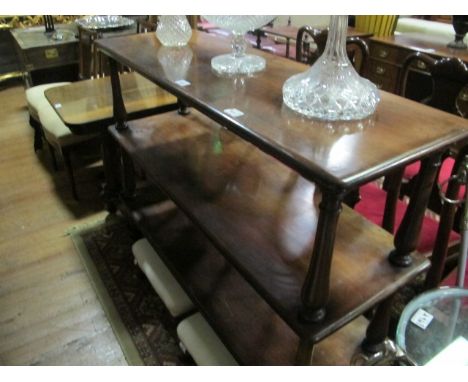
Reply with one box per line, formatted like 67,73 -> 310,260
300,188 -> 345,322
389,154 -> 442,267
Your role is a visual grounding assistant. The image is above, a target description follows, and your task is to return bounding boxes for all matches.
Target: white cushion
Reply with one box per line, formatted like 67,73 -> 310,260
38,104 -> 92,149
132,238 -> 194,317
25,82 -> 71,122
177,313 -> 238,366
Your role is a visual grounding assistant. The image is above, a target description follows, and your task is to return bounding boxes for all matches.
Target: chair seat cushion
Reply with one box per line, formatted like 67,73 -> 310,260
177,313 -> 238,366
355,183 -> 460,254
38,105 -> 93,148
132,238 -> 194,317
25,82 -> 70,122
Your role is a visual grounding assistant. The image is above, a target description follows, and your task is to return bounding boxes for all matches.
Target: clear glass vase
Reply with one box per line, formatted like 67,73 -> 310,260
282,15 -> 380,121
156,15 -> 192,47
202,15 -> 275,75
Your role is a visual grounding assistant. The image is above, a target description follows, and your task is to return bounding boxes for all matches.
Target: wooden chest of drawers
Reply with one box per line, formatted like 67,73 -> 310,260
365,33 -> 468,95
10,24 -> 79,87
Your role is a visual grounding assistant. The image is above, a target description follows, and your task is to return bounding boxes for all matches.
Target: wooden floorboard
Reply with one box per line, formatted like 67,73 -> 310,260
0,83 -> 126,365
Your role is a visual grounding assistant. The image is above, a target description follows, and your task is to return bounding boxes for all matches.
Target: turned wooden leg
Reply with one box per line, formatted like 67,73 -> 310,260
361,295 -> 394,354
101,130 -> 121,212
389,154 -> 442,267
382,167 -> 404,234
178,99 -> 190,115
46,141 -> 59,171
295,338 -> 314,365
121,148 -> 136,198
63,148 -> 78,200
300,189 -> 344,322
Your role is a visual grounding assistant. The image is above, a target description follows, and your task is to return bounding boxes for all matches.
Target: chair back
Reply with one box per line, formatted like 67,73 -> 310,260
295,26 -> 369,75
398,52 -> 468,118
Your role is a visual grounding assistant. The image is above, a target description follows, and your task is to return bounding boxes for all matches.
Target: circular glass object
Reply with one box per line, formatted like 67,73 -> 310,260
202,16 -> 275,75
282,15 -> 380,121
396,287 -> 468,365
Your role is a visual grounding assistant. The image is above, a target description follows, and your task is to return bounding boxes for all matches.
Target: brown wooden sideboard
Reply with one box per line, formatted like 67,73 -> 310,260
95,31 -> 468,365
365,32 -> 468,96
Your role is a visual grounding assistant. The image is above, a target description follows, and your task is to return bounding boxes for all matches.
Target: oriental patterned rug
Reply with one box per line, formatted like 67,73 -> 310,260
70,214 -> 194,366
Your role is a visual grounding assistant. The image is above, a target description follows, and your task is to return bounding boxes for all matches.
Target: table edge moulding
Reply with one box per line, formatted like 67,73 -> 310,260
94,30 -> 468,365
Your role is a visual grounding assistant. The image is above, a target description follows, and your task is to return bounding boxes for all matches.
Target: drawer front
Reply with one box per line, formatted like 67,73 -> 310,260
23,43 -> 78,71
369,42 -> 401,64
366,59 -> 399,92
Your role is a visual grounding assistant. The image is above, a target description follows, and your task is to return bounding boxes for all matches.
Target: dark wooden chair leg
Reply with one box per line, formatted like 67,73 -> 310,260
63,148 -> 78,200
425,149 -> 468,289
29,116 -> 43,152
295,338 -> 314,365
46,141 -> 59,171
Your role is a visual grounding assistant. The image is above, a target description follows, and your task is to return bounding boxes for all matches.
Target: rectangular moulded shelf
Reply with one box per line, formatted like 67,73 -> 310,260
111,109 -> 429,344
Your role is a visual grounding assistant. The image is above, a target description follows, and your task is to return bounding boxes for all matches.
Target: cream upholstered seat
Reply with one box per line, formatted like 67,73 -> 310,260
26,82 -> 70,124
177,313 -> 238,366
132,238 -> 195,317
33,83 -> 97,199
26,82 -> 71,152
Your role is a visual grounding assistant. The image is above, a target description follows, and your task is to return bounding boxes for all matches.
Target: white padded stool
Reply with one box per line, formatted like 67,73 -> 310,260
132,238 -> 194,317
177,313 -> 238,366
25,82 -> 71,152
25,82 -> 71,124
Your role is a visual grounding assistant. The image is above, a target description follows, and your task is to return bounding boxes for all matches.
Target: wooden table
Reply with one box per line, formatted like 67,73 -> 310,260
44,71 -> 178,207
260,25 -> 372,58
44,71 -> 177,135
10,24 -> 79,87
95,31 -> 468,364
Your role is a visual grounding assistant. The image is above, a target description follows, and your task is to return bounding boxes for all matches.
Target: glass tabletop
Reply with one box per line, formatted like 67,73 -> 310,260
396,287 -> 468,365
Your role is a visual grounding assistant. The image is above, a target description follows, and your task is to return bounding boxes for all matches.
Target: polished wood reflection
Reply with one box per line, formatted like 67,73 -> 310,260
128,194 -> 368,365
97,31 -> 468,189
44,71 -> 177,134
111,110 -> 429,343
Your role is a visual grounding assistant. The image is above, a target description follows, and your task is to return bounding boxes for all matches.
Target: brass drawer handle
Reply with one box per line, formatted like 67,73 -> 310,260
375,65 -> 386,75
416,60 -> 427,70
376,82 -> 383,89
45,48 -> 59,59
377,49 -> 389,58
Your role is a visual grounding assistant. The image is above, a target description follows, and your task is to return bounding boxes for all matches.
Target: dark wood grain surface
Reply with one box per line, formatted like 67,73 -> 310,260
126,188 -> 369,365
97,31 -> 468,189
111,110 -> 430,342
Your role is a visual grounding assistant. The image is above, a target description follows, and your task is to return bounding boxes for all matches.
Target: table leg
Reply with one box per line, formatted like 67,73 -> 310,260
109,57 -> 128,131
101,130 -> 121,212
382,167 -> 405,233
300,189 -> 344,322
389,154 -> 442,267
295,338 -> 314,365
361,295 -> 394,354
121,148 -> 136,199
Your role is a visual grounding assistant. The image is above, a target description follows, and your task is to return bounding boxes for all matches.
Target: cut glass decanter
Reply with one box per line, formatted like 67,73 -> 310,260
283,15 -> 380,121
